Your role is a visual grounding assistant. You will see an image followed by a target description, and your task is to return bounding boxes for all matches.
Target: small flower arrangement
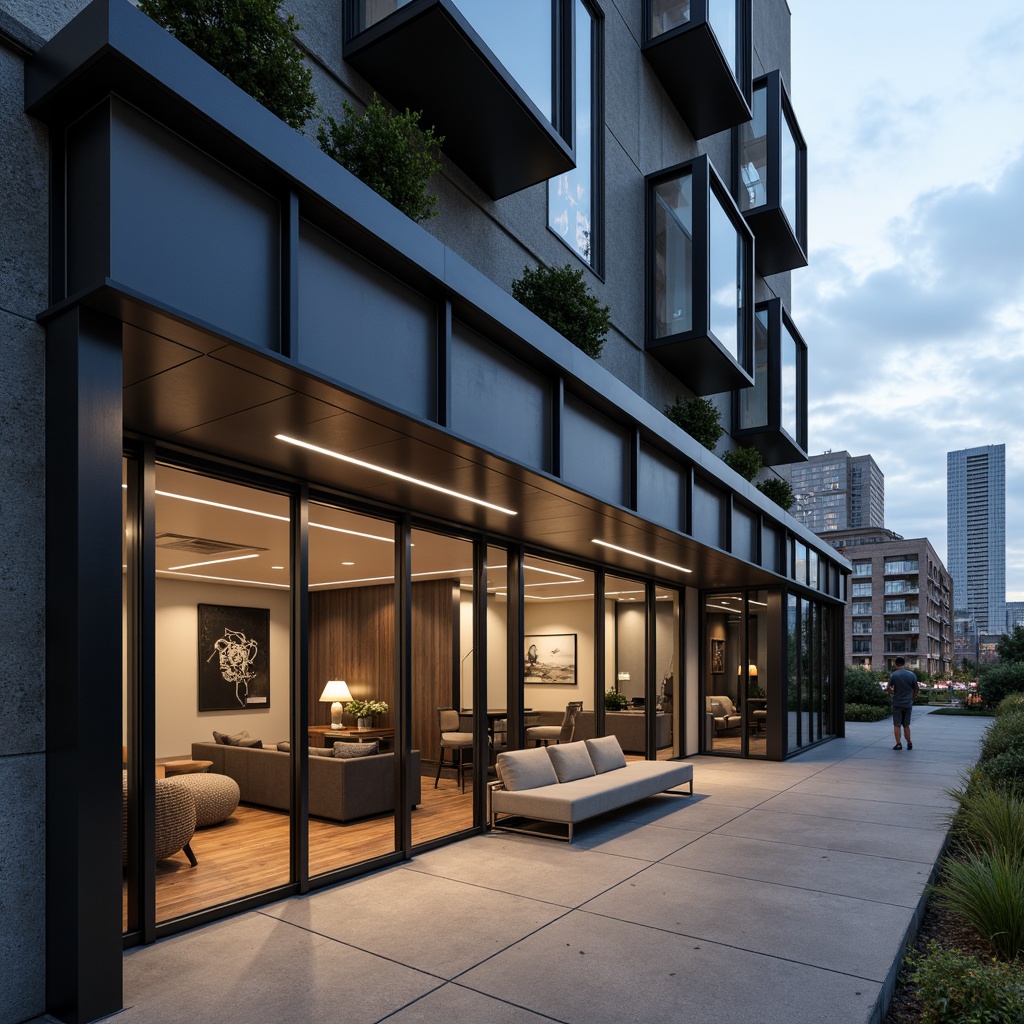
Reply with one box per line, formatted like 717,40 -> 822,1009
604,689 -> 629,711
347,699 -> 389,719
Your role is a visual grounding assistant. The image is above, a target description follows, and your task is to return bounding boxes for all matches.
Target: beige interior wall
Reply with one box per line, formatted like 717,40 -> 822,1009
523,598 -> 594,710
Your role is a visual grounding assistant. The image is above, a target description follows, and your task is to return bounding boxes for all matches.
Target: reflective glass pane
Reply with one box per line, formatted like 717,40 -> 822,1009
740,83 -> 767,211
708,0 -> 737,73
654,173 -> 693,337
746,590 -> 769,758
709,191 -> 740,360
704,591 -> 742,754
485,546 -> 509,754
740,307 -> 769,429
650,0 -> 691,38
787,594 -> 799,751
356,0 -> 413,32
781,318 -> 798,439
308,503 -> 398,874
605,573 -> 647,756
655,587 -> 679,758
781,109 -> 798,232
458,0 -> 553,121
549,0 -> 594,263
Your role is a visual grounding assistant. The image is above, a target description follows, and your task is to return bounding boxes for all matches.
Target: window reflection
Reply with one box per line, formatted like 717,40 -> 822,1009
781,110 -> 798,231
650,0 -> 691,38
654,171 -> 693,337
709,189 -> 741,361
707,0 -> 737,73
781,319 -> 798,439
740,82 -> 767,211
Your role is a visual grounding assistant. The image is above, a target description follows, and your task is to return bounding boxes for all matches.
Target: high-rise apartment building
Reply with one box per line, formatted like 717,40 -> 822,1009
789,451 -> 884,534
1,3 -> 846,1022
947,445 -> 1006,634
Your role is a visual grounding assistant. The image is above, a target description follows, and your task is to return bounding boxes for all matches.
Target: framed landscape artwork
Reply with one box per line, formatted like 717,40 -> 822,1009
710,637 -> 725,674
524,633 -> 577,684
198,604 -> 271,711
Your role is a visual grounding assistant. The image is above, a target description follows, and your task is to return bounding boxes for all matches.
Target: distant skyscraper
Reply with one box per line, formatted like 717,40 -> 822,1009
788,451 -> 884,534
947,444 -> 1005,634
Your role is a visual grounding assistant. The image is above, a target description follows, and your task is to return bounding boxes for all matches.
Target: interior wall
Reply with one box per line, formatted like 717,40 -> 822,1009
523,598 -> 594,710
684,586 -> 700,755
615,603 -> 645,700
154,577 -> 291,758
486,595 -> 507,708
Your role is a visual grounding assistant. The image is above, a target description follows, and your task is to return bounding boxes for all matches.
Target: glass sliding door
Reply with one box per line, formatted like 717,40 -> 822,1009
152,465 -> 293,922
308,502 -> 399,875
744,590 -> 768,757
604,573 -> 647,757
655,586 -> 680,759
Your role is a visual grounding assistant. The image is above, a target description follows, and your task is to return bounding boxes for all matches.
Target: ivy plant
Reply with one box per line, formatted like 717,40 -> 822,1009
722,446 -> 764,482
663,396 -> 723,452
139,0 -> 317,131
756,476 -> 795,511
318,95 -> 444,223
511,263 -> 611,360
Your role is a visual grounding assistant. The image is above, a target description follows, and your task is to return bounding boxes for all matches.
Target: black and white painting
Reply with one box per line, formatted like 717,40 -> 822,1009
198,604 -> 270,711
524,634 -> 577,685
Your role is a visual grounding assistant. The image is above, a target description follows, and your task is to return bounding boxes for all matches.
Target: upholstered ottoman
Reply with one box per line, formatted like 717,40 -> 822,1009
177,773 -> 240,827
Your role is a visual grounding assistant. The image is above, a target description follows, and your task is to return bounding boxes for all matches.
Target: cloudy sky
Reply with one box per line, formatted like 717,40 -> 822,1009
788,1 -> 1024,600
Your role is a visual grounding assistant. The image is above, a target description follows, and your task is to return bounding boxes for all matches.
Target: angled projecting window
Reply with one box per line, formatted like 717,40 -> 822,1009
642,0 -> 751,140
648,155 -> 753,395
548,0 -> 601,268
345,0 -> 574,199
737,70 -> 808,274
733,297 -> 808,465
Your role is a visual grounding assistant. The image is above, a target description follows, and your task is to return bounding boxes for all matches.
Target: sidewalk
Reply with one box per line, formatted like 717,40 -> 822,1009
114,710 -> 987,1024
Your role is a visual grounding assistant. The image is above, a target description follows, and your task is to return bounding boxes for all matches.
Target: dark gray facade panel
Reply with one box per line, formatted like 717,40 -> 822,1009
108,100 -> 280,347
732,504 -> 756,563
450,319 -> 551,471
692,476 -> 726,548
637,441 -> 684,531
298,220 -> 437,420
562,393 -> 629,507
66,102 -> 111,297
762,521 -> 782,574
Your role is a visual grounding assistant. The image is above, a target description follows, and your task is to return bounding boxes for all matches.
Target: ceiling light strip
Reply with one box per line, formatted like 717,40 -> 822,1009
591,539 -> 692,575
276,434 -> 517,516
167,553 -> 260,571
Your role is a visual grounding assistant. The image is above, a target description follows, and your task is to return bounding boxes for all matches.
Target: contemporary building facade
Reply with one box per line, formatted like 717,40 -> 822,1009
789,451 -> 884,535
0,3 -> 847,1022
947,444 -> 1006,634
828,528 -> 953,677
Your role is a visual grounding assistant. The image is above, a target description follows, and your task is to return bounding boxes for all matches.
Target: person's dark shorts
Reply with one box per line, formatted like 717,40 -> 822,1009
892,706 -> 913,727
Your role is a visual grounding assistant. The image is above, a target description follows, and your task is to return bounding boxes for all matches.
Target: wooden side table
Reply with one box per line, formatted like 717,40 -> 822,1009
161,759 -> 214,777
308,725 -> 395,751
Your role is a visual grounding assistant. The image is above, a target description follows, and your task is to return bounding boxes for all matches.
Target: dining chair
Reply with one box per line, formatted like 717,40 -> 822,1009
525,701 -> 583,747
434,706 -> 474,791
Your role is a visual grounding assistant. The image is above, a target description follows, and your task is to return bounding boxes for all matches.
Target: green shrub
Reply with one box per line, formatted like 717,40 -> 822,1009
930,852 -> 1024,960
139,0 -> 317,130
318,95 -> 444,222
978,661 -> 1024,709
722,446 -> 763,482
995,693 -> 1024,718
953,782 -> 1024,863
996,624 -> 1024,664
511,263 -> 611,359
978,713 -> 1024,764
756,476 -> 795,511
979,750 -> 1024,796
844,703 -> 891,722
909,941 -> 1024,1024
663,396 -> 723,451
844,666 -> 889,707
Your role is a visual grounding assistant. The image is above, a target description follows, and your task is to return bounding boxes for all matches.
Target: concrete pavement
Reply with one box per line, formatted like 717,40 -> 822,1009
113,709 -> 987,1024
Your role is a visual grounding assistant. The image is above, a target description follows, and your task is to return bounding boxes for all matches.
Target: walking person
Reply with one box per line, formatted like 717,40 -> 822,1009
886,656 -> 920,750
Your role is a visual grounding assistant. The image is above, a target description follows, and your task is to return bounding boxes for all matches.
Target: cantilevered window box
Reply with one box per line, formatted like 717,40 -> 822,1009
733,298 -> 808,466
642,0 -> 751,140
344,0 -> 575,199
647,155 -> 754,396
737,70 -> 808,275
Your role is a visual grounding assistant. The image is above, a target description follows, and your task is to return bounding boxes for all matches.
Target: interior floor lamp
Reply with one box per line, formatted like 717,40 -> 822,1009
320,680 -> 353,729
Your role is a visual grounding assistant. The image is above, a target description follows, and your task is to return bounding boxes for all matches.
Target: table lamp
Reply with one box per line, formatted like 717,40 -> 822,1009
319,679 -> 353,730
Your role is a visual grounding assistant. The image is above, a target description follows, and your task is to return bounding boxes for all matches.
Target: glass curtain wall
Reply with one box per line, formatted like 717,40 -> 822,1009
707,0 -> 737,73
785,592 -> 839,753
709,187 -> 743,362
307,502 -> 398,875
604,573 -> 649,757
151,464 -> 293,924
739,80 -> 767,210
655,586 -> 680,759
653,170 -> 694,338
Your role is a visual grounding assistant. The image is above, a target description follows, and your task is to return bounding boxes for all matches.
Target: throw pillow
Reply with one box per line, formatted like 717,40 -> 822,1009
309,746 -> 334,757
495,748 -> 558,791
332,741 -> 379,758
546,741 -> 597,783
213,729 -> 250,745
236,737 -> 262,748
584,735 -> 627,774
276,741 -> 290,752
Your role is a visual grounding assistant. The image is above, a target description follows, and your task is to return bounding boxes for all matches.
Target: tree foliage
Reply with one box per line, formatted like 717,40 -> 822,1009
511,263 -> 611,359
756,475 -> 795,511
722,445 -> 764,482
318,95 -> 444,222
978,661 -> 1024,709
139,0 -> 317,130
663,396 -> 723,451
997,624 -> 1024,664
844,666 -> 889,707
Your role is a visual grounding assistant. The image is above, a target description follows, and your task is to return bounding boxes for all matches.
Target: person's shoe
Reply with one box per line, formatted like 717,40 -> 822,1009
907,742 -> 913,750
893,743 -> 902,750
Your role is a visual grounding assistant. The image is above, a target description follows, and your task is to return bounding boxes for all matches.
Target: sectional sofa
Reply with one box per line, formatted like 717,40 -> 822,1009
191,741 -> 421,823
488,736 -> 693,842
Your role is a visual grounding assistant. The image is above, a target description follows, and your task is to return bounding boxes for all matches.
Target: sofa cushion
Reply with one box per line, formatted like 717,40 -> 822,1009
584,736 -> 627,774
546,741 -> 597,783
213,729 -> 252,745
276,741 -> 290,752
333,741 -> 379,758
236,737 -> 263,748
308,745 -> 334,757
496,747 -> 559,791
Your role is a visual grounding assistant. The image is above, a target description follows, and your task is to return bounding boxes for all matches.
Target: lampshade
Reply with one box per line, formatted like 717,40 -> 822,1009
319,680 -> 352,730
738,664 -> 758,676
319,680 -> 353,703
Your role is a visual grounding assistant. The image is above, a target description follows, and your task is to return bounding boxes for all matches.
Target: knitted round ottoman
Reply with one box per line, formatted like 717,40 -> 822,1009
177,773 -> 240,827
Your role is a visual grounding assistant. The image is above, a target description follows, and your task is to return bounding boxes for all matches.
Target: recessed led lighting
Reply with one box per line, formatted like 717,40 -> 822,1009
167,553 -> 259,571
277,434 -> 517,516
157,489 -> 288,521
591,540 -> 692,575
156,570 -> 288,589
272,565 -> 285,570
310,522 -> 394,543
341,561 -> 355,566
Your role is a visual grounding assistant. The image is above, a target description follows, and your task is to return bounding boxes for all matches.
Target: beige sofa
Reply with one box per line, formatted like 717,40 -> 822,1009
488,737 -> 693,842
706,695 -> 742,735
191,741 -> 421,823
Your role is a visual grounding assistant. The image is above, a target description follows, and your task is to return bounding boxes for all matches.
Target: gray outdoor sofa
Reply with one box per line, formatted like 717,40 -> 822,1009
191,741 -> 421,823
488,736 -> 693,842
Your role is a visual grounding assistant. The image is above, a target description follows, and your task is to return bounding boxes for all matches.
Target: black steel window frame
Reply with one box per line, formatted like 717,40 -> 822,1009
646,154 -> 755,396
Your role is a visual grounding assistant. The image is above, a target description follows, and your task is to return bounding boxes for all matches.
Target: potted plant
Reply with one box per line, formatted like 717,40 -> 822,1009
511,263 -> 611,359
346,698 -> 389,729
604,689 -> 629,711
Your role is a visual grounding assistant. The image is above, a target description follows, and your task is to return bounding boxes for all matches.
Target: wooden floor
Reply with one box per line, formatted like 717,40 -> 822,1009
124,772 -> 475,930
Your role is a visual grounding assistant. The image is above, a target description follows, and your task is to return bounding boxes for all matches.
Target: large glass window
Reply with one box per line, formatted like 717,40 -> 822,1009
781,318 -> 799,441
650,0 -> 690,37
605,573 -> 649,757
707,0 -> 736,72
655,586 -> 680,759
709,188 -> 742,361
549,0 -> 598,266
653,171 -> 694,337
740,81 -> 767,210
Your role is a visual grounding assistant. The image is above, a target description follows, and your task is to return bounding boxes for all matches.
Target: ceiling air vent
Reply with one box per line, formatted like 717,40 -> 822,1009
156,533 -> 265,555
